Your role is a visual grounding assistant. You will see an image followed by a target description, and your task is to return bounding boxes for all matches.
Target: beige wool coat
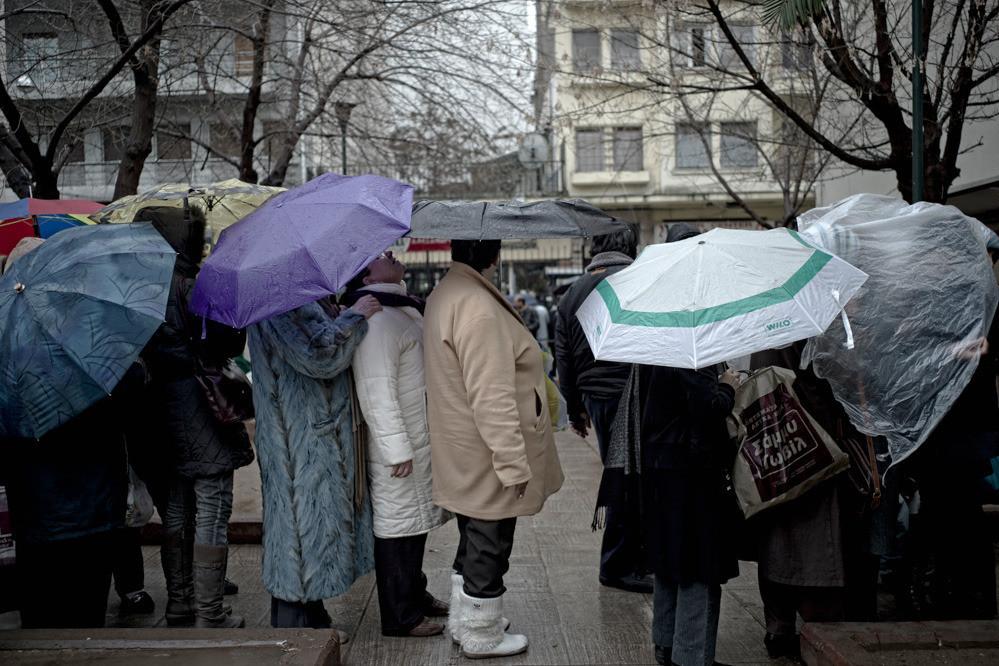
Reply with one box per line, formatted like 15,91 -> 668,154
423,262 -> 564,520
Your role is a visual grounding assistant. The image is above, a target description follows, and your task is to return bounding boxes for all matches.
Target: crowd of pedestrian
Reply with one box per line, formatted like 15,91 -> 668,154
1,206 -> 997,666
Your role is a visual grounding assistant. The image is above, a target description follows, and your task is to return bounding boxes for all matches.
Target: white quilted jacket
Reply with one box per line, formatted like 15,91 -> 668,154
351,283 -> 449,538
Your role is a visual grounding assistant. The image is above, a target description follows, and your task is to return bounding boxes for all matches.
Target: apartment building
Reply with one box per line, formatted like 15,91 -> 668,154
535,0 -> 812,244
1,1 -> 314,202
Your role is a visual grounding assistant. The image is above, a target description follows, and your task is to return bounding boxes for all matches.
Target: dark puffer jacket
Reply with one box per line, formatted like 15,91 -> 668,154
138,207 -> 254,479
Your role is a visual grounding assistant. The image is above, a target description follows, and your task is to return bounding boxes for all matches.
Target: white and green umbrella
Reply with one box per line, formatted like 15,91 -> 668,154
576,227 -> 868,369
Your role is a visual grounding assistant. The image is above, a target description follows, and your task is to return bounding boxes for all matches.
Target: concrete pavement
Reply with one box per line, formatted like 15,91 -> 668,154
99,429 -> 790,665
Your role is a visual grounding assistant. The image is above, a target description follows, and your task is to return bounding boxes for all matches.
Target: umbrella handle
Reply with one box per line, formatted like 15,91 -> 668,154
832,289 -> 855,350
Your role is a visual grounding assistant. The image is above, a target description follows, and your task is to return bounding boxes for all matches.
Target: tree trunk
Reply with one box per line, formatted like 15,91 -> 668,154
31,162 -> 60,199
112,0 -> 164,200
261,136 -> 297,186
238,2 -> 274,184
0,149 -> 32,198
113,42 -> 162,199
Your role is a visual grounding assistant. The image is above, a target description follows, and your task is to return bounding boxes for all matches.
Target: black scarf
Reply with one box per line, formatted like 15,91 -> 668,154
340,287 -> 425,314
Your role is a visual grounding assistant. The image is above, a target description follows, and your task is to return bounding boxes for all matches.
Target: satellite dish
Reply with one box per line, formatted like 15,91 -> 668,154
518,132 -> 549,170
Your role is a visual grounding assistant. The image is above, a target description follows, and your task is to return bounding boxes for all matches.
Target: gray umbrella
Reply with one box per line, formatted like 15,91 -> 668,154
409,199 -> 628,239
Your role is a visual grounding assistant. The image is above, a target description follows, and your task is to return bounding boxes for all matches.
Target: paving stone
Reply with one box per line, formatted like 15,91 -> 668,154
3,430 -> 785,665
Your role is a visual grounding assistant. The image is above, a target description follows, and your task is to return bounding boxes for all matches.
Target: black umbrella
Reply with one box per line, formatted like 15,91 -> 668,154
409,199 -> 628,239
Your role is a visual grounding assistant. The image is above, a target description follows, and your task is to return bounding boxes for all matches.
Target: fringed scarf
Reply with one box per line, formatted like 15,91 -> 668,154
593,364 -> 643,530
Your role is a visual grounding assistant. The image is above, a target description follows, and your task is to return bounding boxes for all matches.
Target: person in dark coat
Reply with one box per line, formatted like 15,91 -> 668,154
0,236 -> 135,628
514,296 -> 540,337
137,206 -> 254,629
640,364 -> 741,666
909,307 -> 999,619
748,343 -> 851,658
554,226 -> 650,593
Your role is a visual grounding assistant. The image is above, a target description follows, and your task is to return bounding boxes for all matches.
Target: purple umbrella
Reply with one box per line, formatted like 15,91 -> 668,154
191,173 -> 413,328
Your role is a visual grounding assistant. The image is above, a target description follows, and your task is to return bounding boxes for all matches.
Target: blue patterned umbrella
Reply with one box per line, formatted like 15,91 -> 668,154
0,223 -> 176,439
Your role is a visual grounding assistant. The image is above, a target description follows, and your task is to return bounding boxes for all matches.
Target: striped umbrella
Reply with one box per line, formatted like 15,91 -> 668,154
576,227 -> 868,369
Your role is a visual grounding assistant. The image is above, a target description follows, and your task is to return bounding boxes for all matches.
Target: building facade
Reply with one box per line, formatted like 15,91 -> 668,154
534,0 -> 806,245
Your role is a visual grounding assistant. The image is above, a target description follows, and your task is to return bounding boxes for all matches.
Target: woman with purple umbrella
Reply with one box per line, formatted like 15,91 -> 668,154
189,173 -> 414,631
248,292 -> 381,629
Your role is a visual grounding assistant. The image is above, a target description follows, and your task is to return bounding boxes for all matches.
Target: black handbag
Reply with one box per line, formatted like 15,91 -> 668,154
194,359 -> 255,425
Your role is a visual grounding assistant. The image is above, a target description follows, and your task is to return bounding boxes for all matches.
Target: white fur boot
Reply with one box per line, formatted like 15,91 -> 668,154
448,573 -> 466,644
450,574 -> 510,644
459,591 -> 528,659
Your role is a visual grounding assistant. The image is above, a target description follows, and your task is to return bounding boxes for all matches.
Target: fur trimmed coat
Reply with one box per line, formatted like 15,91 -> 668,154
248,301 -> 374,603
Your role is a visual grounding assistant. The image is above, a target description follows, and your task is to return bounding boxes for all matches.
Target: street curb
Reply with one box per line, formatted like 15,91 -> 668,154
141,520 -> 262,545
801,620 -> 999,666
0,628 -> 339,665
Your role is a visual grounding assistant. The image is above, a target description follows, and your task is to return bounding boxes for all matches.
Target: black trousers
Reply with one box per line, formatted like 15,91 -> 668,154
111,526 -> 145,598
17,531 -> 114,628
584,393 -> 645,580
374,532 -> 432,635
452,514 -> 517,599
270,597 -> 332,629
758,577 -> 844,636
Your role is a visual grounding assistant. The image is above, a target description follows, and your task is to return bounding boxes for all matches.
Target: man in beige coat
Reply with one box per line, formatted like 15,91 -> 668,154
424,239 -> 564,659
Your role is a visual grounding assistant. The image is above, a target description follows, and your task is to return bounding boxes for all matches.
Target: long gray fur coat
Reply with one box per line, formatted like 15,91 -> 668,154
248,302 -> 374,603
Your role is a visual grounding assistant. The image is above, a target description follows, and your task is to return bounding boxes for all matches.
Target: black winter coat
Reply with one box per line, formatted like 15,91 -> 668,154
554,253 -> 633,420
0,365 -> 146,545
639,365 -> 741,585
144,258 -> 254,479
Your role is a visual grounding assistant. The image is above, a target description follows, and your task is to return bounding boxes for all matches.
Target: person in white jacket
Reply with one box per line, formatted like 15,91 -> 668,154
345,251 -> 451,638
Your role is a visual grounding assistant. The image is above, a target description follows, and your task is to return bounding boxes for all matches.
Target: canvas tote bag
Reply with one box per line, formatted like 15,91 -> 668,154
729,366 -> 850,518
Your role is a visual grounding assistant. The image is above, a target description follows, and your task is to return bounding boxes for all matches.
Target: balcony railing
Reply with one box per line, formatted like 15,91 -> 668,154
344,159 -> 565,200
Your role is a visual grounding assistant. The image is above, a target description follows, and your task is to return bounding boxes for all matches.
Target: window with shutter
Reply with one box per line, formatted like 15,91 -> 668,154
613,128 -> 643,171
572,29 -> 601,72
610,29 -> 641,70
575,129 -> 605,172
675,123 -> 710,169
720,122 -> 757,168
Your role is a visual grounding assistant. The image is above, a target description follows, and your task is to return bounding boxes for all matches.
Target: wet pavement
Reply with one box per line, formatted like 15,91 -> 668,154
93,429 -> 789,665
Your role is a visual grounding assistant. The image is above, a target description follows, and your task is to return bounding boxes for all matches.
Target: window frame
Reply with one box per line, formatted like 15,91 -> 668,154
717,24 -> 754,70
719,121 -> 758,169
156,126 -> 192,161
690,26 -> 707,67
234,33 -> 255,77
575,128 -> 606,173
674,122 -> 711,170
101,126 -> 129,163
571,28 -> 602,73
612,126 -> 644,172
609,28 -> 641,71
209,123 -> 242,159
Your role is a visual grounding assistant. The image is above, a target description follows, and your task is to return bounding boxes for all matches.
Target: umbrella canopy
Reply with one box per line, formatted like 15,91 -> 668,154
0,198 -> 104,254
94,179 -> 284,241
0,223 -> 176,439
409,198 -> 628,239
191,173 -> 413,329
798,194 -> 999,466
576,227 -> 868,369
35,213 -> 95,239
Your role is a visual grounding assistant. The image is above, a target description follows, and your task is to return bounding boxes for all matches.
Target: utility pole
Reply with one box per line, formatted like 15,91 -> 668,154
911,0 -> 924,201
